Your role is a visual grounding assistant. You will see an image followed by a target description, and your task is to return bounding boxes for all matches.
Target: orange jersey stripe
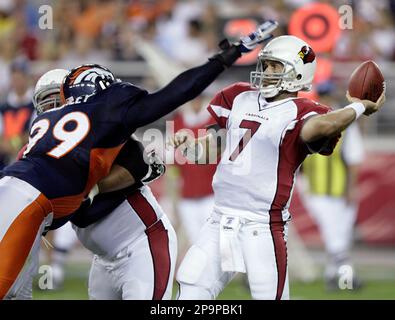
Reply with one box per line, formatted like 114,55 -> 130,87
49,144 -> 125,218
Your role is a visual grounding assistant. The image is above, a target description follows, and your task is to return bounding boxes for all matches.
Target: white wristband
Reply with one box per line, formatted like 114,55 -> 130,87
345,102 -> 366,119
87,184 -> 99,202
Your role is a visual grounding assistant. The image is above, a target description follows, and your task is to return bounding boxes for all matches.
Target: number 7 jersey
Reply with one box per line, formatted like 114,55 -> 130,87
3,82 -> 146,218
207,82 -> 334,223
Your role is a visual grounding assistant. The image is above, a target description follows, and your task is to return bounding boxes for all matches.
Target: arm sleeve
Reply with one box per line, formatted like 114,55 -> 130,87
124,59 -> 225,129
69,198 -> 109,228
70,193 -> 126,228
47,215 -> 73,231
293,99 -> 340,155
114,137 -> 150,181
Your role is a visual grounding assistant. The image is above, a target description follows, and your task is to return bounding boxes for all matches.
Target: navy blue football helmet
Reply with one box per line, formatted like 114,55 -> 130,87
60,64 -> 117,104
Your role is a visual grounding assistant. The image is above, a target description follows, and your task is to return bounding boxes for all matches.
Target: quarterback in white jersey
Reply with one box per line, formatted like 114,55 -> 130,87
207,82 -> 332,224
171,35 -> 385,300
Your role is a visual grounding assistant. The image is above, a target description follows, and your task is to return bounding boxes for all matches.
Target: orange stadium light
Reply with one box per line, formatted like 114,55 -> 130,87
288,2 -> 341,53
314,57 -> 333,84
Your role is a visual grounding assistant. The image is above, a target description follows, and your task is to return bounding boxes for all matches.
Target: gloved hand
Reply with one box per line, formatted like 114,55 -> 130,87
210,20 -> 278,67
141,150 -> 166,185
237,20 -> 278,53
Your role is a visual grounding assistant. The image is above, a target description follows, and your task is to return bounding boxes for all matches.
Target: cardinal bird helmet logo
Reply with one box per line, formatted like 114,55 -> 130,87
298,45 -> 316,64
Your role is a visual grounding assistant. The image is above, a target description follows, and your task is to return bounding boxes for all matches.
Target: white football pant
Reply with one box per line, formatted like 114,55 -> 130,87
177,212 -> 289,300
88,214 -> 177,300
305,195 -> 357,257
75,187 -> 178,300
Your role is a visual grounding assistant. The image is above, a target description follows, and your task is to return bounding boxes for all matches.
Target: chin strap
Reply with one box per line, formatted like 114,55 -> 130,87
41,235 -> 54,249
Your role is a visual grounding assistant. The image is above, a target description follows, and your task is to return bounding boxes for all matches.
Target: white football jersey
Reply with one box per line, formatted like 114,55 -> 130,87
207,82 -> 334,223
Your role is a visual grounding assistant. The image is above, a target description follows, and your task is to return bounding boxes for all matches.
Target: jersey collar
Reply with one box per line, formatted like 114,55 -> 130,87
258,93 -> 299,111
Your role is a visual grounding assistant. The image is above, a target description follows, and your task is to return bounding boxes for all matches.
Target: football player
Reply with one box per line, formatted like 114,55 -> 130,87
8,69 -> 174,300
71,142 -> 176,300
170,35 -> 386,300
49,138 -> 176,300
0,21 -> 277,299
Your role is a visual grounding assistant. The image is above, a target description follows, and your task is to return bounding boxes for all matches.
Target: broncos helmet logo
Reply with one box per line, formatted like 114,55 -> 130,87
61,64 -> 117,104
298,45 -> 316,64
69,67 -> 115,88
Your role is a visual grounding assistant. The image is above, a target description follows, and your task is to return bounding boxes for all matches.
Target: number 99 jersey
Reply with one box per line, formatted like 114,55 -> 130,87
3,82 -> 146,218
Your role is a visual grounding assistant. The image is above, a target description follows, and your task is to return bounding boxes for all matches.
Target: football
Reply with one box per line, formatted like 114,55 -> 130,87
348,60 -> 385,102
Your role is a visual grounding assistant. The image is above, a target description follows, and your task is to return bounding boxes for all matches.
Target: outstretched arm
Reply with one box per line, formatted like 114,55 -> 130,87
126,21 -> 278,128
300,90 -> 385,144
129,59 -> 226,128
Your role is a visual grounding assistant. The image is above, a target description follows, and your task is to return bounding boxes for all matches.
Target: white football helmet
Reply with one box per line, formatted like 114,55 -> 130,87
250,35 -> 317,98
33,69 -> 69,114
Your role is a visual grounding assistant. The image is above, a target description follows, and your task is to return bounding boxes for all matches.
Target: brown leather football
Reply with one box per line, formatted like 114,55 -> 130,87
348,60 -> 385,102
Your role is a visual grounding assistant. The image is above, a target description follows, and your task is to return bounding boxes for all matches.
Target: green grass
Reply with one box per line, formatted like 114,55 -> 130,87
34,277 -> 89,300
216,278 -> 395,300
32,264 -> 395,300
291,281 -> 395,300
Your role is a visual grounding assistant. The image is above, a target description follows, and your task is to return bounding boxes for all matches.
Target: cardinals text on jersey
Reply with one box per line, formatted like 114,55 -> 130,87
207,82 -> 332,223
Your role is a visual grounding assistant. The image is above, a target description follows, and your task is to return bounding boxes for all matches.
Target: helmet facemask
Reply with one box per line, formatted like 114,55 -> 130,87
33,84 -> 62,114
33,69 -> 69,114
250,54 -> 298,98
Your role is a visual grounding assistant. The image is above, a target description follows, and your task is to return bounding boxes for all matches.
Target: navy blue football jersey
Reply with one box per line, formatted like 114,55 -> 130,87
3,82 -> 146,218
47,137 -> 150,230
3,58 -> 226,218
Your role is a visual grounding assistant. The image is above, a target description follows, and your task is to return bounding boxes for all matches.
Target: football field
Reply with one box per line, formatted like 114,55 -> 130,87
32,263 -> 395,300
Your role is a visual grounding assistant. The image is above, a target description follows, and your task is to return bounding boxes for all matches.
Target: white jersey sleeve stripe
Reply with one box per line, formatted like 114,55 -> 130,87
301,111 -> 318,120
209,104 -> 231,118
207,105 -> 230,128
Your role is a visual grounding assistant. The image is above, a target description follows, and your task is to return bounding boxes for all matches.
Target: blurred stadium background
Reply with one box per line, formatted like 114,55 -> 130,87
0,0 -> 394,299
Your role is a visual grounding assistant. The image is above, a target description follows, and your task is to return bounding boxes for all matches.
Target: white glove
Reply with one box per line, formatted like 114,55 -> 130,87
237,20 -> 278,53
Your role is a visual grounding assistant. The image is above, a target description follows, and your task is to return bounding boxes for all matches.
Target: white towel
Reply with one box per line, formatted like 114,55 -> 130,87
219,215 -> 246,273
